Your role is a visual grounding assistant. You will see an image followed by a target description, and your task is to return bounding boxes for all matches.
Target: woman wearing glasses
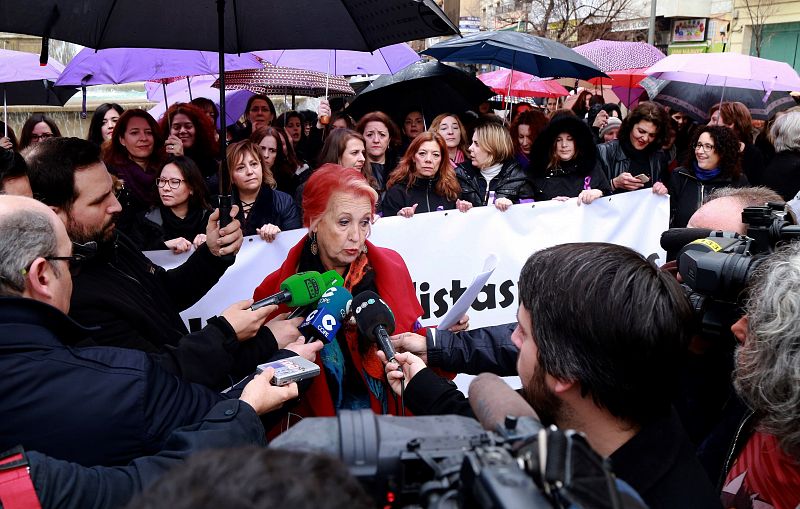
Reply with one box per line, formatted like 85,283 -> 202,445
128,156 -> 212,253
18,114 -> 62,151
668,125 -> 748,228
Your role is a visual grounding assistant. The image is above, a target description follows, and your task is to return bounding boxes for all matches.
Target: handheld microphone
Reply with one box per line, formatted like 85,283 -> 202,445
352,291 -> 397,363
298,286 -> 353,343
286,270 -> 346,319
251,271 -> 325,310
468,373 -> 538,432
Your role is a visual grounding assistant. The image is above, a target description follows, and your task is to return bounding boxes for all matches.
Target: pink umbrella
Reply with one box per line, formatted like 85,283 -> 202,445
253,43 -> 420,76
478,69 -> 568,98
0,48 -> 67,136
574,40 -> 665,72
645,53 -> 800,92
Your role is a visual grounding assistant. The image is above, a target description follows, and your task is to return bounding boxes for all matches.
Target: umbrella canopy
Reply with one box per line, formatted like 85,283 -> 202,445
640,77 -> 797,121
0,48 -> 64,82
212,64 -> 354,98
588,68 -> 648,89
146,76 -> 254,128
478,69 -> 568,98
1,81 -> 78,107
0,48 -> 77,109
253,43 -> 420,76
0,0 -> 458,53
422,31 -> 605,80
347,61 -> 494,124
645,53 -> 800,91
573,40 -> 665,72
56,47 -> 262,86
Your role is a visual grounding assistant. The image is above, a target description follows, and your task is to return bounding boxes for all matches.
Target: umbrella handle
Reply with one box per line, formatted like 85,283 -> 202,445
3,87 -> 6,138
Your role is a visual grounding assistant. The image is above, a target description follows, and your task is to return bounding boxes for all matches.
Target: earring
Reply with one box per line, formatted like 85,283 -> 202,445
361,243 -> 368,254
310,232 -> 318,256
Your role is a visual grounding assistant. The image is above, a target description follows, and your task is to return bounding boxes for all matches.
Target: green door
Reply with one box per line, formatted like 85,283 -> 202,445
753,22 -> 800,72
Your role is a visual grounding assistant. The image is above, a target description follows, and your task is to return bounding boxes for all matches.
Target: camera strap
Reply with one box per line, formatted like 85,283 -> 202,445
0,446 -> 42,509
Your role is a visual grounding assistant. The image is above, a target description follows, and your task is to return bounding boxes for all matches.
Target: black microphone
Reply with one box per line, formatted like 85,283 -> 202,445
660,228 -> 713,262
352,291 -> 397,363
468,373 -> 538,432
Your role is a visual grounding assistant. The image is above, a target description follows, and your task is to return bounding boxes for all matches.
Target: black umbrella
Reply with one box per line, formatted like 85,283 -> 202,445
0,0 -> 458,216
422,31 -> 606,81
640,77 -> 797,122
2,80 -> 77,106
347,61 -> 494,126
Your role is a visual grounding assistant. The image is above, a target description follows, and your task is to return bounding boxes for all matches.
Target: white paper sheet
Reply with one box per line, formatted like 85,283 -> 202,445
436,254 -> 498,330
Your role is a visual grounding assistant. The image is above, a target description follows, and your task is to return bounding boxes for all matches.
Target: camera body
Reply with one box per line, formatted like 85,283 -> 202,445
677,204 -> 800,337
269,410 -> 646,509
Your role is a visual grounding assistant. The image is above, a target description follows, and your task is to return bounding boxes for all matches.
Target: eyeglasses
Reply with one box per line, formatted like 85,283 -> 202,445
31,133 -> 54,142
157,178 -> 185,189
695,142 -> 715,153
44,253 -> 89,276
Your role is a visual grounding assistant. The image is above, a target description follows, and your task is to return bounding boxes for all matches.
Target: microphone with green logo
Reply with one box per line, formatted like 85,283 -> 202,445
251,271 -> 327,311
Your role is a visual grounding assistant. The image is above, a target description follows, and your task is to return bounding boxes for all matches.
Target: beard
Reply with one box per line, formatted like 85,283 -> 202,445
522,367 -> 563,427
66,212 -> 118,244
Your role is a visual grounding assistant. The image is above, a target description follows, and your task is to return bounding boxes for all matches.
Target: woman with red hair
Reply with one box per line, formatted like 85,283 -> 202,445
252,164 -> 425,424
382,132 -> 462,217
158,103 -> 219,191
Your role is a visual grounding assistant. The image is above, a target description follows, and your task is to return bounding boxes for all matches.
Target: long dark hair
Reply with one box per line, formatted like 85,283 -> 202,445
160,156 -> 211,210
87,103 -> 124,146
19,114 -> 62,151
103,109 -> 164,170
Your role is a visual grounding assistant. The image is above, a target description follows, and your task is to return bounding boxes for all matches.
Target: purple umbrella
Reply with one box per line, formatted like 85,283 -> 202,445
645,53 -> 800,92
573,40 -> 665,72
253,43 -> 420,76
55,48 -> 262,86
0,48 -> 71,137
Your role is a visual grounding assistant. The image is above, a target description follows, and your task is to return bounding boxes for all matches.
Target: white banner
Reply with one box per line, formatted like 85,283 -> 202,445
146,190 -> 669,330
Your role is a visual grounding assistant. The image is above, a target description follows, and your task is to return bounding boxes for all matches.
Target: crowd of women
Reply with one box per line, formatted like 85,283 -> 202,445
5,91 -> 799,257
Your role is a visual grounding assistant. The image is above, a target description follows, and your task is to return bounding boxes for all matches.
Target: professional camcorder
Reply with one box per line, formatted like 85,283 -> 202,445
270,409 -> 646,509
672,203 -> 800,337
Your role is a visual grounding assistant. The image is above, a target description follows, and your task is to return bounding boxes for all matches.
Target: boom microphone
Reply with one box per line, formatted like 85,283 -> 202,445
299,286 -> 353,343
251,271 -> 326,310
352,291 -> 397,363
468,373 -> 538,432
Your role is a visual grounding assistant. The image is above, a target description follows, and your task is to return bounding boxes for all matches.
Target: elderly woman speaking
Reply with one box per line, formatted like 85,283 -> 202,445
252,164 -> 424,422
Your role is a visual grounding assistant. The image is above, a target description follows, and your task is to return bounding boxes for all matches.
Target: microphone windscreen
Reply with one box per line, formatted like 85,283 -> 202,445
468,373 -> 538,432
320,269 -> 345,289
280,271 -> 324,307
352,291 -> 396,342
660,228 -> 714,261
299,286 -> 353,343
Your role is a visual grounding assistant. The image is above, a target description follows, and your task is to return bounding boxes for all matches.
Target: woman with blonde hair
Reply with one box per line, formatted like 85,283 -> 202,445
382,132 -> 462,217
429,113 -> 469,169
226,140 -> 300,242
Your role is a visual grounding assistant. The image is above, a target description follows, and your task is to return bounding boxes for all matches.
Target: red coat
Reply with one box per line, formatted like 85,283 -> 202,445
253,238 -> 424,419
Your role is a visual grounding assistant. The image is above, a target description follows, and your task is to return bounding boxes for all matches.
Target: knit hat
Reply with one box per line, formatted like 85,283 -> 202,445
599,116 -> 622,138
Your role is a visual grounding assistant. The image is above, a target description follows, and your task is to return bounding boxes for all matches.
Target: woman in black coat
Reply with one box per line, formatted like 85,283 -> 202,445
668,125 -> 748,228
762,110 -> 800,201
226,140 -> 301,242
520,116 -> 611,204
128,156 -> 212,252
382,132 -> 462,217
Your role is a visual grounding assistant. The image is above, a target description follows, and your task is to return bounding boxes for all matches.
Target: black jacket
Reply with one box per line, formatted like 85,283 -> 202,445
27,399 -> 265,509
596,139 -> 670,190
127,206 -> 211,251
68,232 -> 278,389
381,176 -> 457,216
232,185 -> 302,236
668,167 -> 749,228
456,159 -> 527,206
427,323 -> 518,376
762,150 -> 800,201
0,297 -> 223,467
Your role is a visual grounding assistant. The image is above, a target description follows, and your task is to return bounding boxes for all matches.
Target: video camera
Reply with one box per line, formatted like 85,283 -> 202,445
674,203 -> 800,337
270,409 -> 646,509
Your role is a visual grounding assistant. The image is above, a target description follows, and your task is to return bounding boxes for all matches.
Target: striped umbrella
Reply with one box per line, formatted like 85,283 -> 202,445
212,63 -> 354,98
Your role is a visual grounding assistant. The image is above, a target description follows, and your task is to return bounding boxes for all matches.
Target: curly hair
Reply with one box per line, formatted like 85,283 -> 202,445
510,110 -> 548,157
685,125 -> 742,179
387,132 -> 461,201
618,101 -> 669,151
158,103 -> 219,161
355,111 -> 401,149
736,242 -> 800,457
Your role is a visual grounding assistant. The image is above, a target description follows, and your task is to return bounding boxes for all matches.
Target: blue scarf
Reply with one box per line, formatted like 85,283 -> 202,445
693,161 -> 722,182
